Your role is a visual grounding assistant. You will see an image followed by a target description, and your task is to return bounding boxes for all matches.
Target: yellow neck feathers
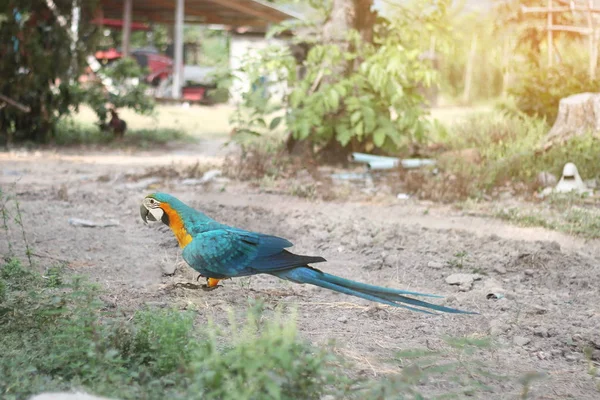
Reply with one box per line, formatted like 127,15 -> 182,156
160,203 -> 193,248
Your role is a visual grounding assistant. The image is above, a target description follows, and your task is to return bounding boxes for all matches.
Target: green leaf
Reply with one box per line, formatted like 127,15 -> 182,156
269,116 -> 283,130
373,128 -> 387,147
335,124 -> 352,146
350,110 -> 362,125
328,89 -> 340,111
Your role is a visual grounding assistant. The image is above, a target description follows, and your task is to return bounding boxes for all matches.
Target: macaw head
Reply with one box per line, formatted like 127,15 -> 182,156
140,192 -> 173,225
140,192 -> 195,248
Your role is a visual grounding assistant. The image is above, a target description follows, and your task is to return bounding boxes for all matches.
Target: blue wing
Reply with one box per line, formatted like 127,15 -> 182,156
182,229 -> 326,278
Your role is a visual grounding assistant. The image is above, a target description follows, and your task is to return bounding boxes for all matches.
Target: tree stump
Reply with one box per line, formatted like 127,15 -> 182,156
540,92 -> 600,152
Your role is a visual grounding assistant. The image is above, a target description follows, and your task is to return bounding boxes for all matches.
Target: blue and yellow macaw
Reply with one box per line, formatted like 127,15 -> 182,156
140,193 -> 474,314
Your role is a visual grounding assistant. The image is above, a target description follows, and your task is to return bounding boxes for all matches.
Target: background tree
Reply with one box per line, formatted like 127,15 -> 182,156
0,0 -> 98,144
231,0 -> 449,159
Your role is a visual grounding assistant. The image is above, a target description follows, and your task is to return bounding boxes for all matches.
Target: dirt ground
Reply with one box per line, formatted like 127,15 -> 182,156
2,140 -> 600,399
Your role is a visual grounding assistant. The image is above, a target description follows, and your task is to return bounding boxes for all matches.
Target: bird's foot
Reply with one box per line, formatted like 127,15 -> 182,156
201,277 -> 224,291
196,274 -> 204,282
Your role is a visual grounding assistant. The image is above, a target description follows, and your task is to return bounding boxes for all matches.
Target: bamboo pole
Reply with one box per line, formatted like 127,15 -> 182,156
462,33 -> 478,104
548,0 -> 554,67
588,0 -> 597,79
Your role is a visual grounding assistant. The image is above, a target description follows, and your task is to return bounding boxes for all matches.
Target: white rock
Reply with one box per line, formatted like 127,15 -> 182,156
445,273 -> 482,286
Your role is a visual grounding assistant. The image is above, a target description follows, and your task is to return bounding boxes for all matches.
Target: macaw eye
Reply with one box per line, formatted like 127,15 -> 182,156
149,199 -> 155,204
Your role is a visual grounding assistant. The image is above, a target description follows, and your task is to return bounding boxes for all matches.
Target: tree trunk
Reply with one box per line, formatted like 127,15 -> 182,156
539,92 -> 600,152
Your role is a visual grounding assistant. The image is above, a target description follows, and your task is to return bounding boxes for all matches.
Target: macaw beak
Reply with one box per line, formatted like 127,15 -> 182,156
140,204 -> 157,223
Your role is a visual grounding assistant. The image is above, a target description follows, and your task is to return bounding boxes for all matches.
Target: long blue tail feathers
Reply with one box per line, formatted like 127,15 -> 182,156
273,267 -> 476,315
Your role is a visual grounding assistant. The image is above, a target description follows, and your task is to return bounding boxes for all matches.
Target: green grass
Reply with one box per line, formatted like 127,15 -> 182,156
423,108 -> 600,201
53,119 -> 194,147
495,205 -> 600,239
0,189 -> 542,399
72,104 -> 234,139
0,258 -> 357,400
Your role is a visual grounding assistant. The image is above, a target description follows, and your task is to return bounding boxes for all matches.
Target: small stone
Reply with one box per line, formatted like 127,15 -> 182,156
459,283 -> 473,292
356,235 -> 372,248
534,327 -> 549,337
524,269 -> 535,276
493,265 -> 507,274
161,262 -> 177,276
445,273 -> 482,286
551,349 -> 562,357
337,316 -> 348,324
537,351 -> 548,360
537,171 -> 558,188
489,320 -> 509,336
384,253 -> 400,267
427,260 -> 445,269
489,234 -> 501,241
591,350 -> 600,361
513,336 -> 531,347
565,353 -> 580,362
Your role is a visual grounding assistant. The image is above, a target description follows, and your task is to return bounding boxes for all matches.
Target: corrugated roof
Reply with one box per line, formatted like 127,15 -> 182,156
99,0 -> 300,27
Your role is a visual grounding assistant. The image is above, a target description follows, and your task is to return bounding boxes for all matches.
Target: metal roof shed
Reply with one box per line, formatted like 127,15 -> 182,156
98,0 -> 299,98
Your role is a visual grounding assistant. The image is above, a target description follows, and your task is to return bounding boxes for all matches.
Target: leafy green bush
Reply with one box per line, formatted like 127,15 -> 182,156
0,258 -> 353,400
507,62 -> 600,123
230,1 -> 449,156
81,58 -> 155,127
413,110 -> 600,201
0,0 -> 99,143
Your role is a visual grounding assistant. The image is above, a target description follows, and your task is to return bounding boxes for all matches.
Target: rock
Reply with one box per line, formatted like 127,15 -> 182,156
537,351 -> 548,360
489,233 -> 501,241
383,253 -> 400,267
565,353 -> 580,362
524,269 -> 535,276
427,260 -> 444,269
493,265 -> 507,274
537,171 -> 558,188
534,327 -> 549,338
337,316 -> 348,324
125,177 -> 160,190
439,148 -> 482,165
489,319 -> 510,336
445,273 -> 482,286
161,262 -> 177,276
513,336 -> 531,347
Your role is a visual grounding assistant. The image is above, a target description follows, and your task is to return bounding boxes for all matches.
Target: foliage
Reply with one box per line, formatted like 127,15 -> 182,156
0,1 -> 158,145
0,0 -> 99,143
229,0 -> 450,155
53,119 -> 189,147
0,258 -> 355,400
80,57 -> 155,126
507,61 -> 600,123
409,109 -> 600,202
0,189 -> 543,399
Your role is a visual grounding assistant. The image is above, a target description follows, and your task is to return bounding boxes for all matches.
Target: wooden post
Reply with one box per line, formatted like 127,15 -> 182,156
462,33 -> 478,104
172,0 -> 185,99
547,0 -> 553,67
122,0 -> 132,57
501,34 -> 510,97
588,0 -> 597,79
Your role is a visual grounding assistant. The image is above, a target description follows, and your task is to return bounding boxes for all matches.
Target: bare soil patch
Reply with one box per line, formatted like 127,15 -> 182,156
2,143 -> 600,399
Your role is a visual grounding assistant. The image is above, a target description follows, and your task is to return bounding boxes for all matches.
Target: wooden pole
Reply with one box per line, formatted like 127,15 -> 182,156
502,35 -> 510,97
172,0 -> 185,99
122,0 -> 132,57
547,0 -> 554,67
588,0 -> 597,79
462,33 -> 478,104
